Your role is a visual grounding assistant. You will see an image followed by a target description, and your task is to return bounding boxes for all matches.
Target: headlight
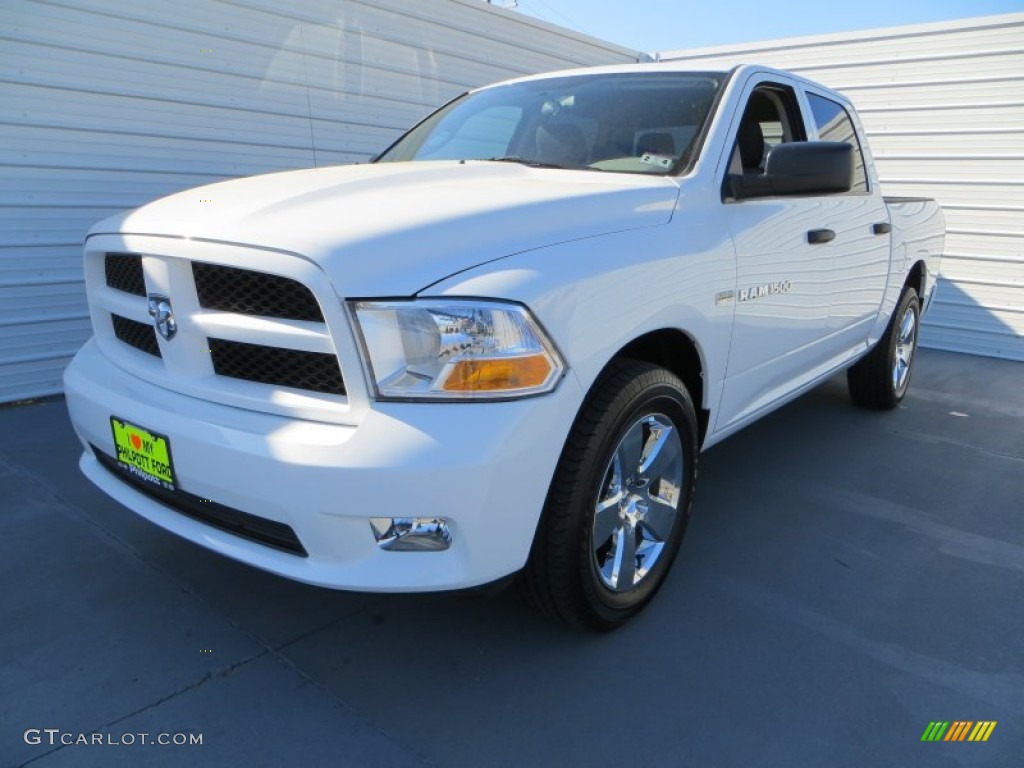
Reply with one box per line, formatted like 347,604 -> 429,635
350,300 -> 565,400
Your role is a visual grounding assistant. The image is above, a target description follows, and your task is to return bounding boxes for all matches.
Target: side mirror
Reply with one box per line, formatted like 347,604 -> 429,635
728,141 -> 853,200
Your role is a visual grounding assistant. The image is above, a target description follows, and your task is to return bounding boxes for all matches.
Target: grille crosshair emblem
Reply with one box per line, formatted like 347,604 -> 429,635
148,294 -> 177,341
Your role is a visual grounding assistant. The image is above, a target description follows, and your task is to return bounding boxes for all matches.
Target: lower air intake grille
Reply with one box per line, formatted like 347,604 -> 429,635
105,253 -> 146,296
92,446 -> 307,556
192,263 -> 324,321
209,338 -> 345,395
112,314 -> 161,357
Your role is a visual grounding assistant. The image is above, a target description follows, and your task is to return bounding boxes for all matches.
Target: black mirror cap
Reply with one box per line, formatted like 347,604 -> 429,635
729,141 -> 854,199
766,141 -> 853,193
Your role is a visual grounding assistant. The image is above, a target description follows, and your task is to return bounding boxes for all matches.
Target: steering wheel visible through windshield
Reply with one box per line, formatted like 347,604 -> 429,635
375,72 -> 724,175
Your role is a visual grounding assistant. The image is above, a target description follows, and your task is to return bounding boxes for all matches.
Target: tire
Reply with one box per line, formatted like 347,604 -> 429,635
521,359 -> 698,631
847,286 -> 921,410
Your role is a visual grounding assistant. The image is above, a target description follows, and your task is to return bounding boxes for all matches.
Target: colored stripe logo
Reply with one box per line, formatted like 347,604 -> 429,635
921,721 -> 997,742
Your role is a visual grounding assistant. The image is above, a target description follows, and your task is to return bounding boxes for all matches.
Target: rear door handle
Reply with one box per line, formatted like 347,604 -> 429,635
807,229 -> 835,244
872,222 -> 892,235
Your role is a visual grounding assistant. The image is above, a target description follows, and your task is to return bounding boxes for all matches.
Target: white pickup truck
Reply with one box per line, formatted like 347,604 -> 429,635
65,63 -> 944,629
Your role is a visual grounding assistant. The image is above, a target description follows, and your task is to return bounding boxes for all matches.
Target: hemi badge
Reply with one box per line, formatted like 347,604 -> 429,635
715,291 -> 735,306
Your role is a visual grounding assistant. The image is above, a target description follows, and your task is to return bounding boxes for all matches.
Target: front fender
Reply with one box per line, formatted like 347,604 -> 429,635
421,216 -> 736,412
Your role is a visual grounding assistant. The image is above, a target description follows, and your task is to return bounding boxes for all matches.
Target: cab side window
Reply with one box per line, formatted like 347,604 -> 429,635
730,84 -> 806,175
806,93 -> 868,192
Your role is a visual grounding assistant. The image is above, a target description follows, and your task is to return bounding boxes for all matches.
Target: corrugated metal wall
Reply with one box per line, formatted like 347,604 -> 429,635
659,13 -> 1024,361
0,0 -> 638,403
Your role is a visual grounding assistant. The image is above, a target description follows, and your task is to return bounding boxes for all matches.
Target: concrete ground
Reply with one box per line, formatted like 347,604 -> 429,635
1,348 -> 1021,768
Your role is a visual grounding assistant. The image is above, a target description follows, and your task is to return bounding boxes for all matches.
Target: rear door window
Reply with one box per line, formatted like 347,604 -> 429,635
806,93 -> 869,192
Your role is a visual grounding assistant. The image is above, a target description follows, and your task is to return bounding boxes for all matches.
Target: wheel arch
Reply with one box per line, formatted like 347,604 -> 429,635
599,328 -> 710,446
906,259 -> 927,303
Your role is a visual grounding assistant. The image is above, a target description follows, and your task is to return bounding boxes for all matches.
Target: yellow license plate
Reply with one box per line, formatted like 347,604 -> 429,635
110,417 -> 176,490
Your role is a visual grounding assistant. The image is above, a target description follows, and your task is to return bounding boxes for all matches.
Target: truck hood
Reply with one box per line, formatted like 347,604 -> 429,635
90,161 -> 679,295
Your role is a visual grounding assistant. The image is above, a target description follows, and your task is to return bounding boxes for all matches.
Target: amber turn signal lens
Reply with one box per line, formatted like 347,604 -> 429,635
441,355 -> 553,392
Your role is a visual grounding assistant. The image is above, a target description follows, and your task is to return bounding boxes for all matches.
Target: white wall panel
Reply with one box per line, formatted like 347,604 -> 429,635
0,0 -> 637,402
661,13 -> 1024,361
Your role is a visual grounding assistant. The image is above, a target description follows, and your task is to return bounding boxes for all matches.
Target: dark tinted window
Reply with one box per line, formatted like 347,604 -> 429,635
806,93 -> 868,192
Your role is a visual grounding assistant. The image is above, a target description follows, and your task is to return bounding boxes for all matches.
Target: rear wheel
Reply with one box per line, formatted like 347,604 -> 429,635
521,359 -> 698,630
847,286 -> 920,410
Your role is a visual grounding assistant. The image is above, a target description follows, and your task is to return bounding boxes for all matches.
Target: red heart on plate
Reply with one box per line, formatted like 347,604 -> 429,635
130,434 -> 142,450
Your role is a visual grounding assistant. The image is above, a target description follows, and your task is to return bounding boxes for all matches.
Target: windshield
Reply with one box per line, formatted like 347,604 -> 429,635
375,72 -> 724,175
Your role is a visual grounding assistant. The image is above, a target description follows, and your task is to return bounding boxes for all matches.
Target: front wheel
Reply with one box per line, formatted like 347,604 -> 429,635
521,359 -> 698,630
847,286 -> 921,410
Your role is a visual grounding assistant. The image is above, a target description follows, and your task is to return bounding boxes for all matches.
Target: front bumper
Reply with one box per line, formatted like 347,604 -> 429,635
64,338 -> 582,591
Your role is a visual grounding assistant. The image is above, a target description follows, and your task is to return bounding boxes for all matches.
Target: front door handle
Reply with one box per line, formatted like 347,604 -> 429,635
807,228 -> 836,244
872,222 -> 892,235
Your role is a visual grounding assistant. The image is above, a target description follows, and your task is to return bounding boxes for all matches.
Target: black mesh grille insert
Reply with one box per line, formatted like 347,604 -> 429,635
92,445 -> 307,556
105,253 -> 146,296
192,263 -> 324,322
112,314 -> 161,357
209,338 -> 344,395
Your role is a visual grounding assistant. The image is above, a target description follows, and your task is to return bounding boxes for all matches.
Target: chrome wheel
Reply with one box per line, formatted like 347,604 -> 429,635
522,359 -> 698,629
892,303 -> 918,396
592,413 -> 684,592
848,287 -> 921,411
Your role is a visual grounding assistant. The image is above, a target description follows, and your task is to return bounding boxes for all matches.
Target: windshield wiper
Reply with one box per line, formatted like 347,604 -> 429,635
482,156 -> 567,170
